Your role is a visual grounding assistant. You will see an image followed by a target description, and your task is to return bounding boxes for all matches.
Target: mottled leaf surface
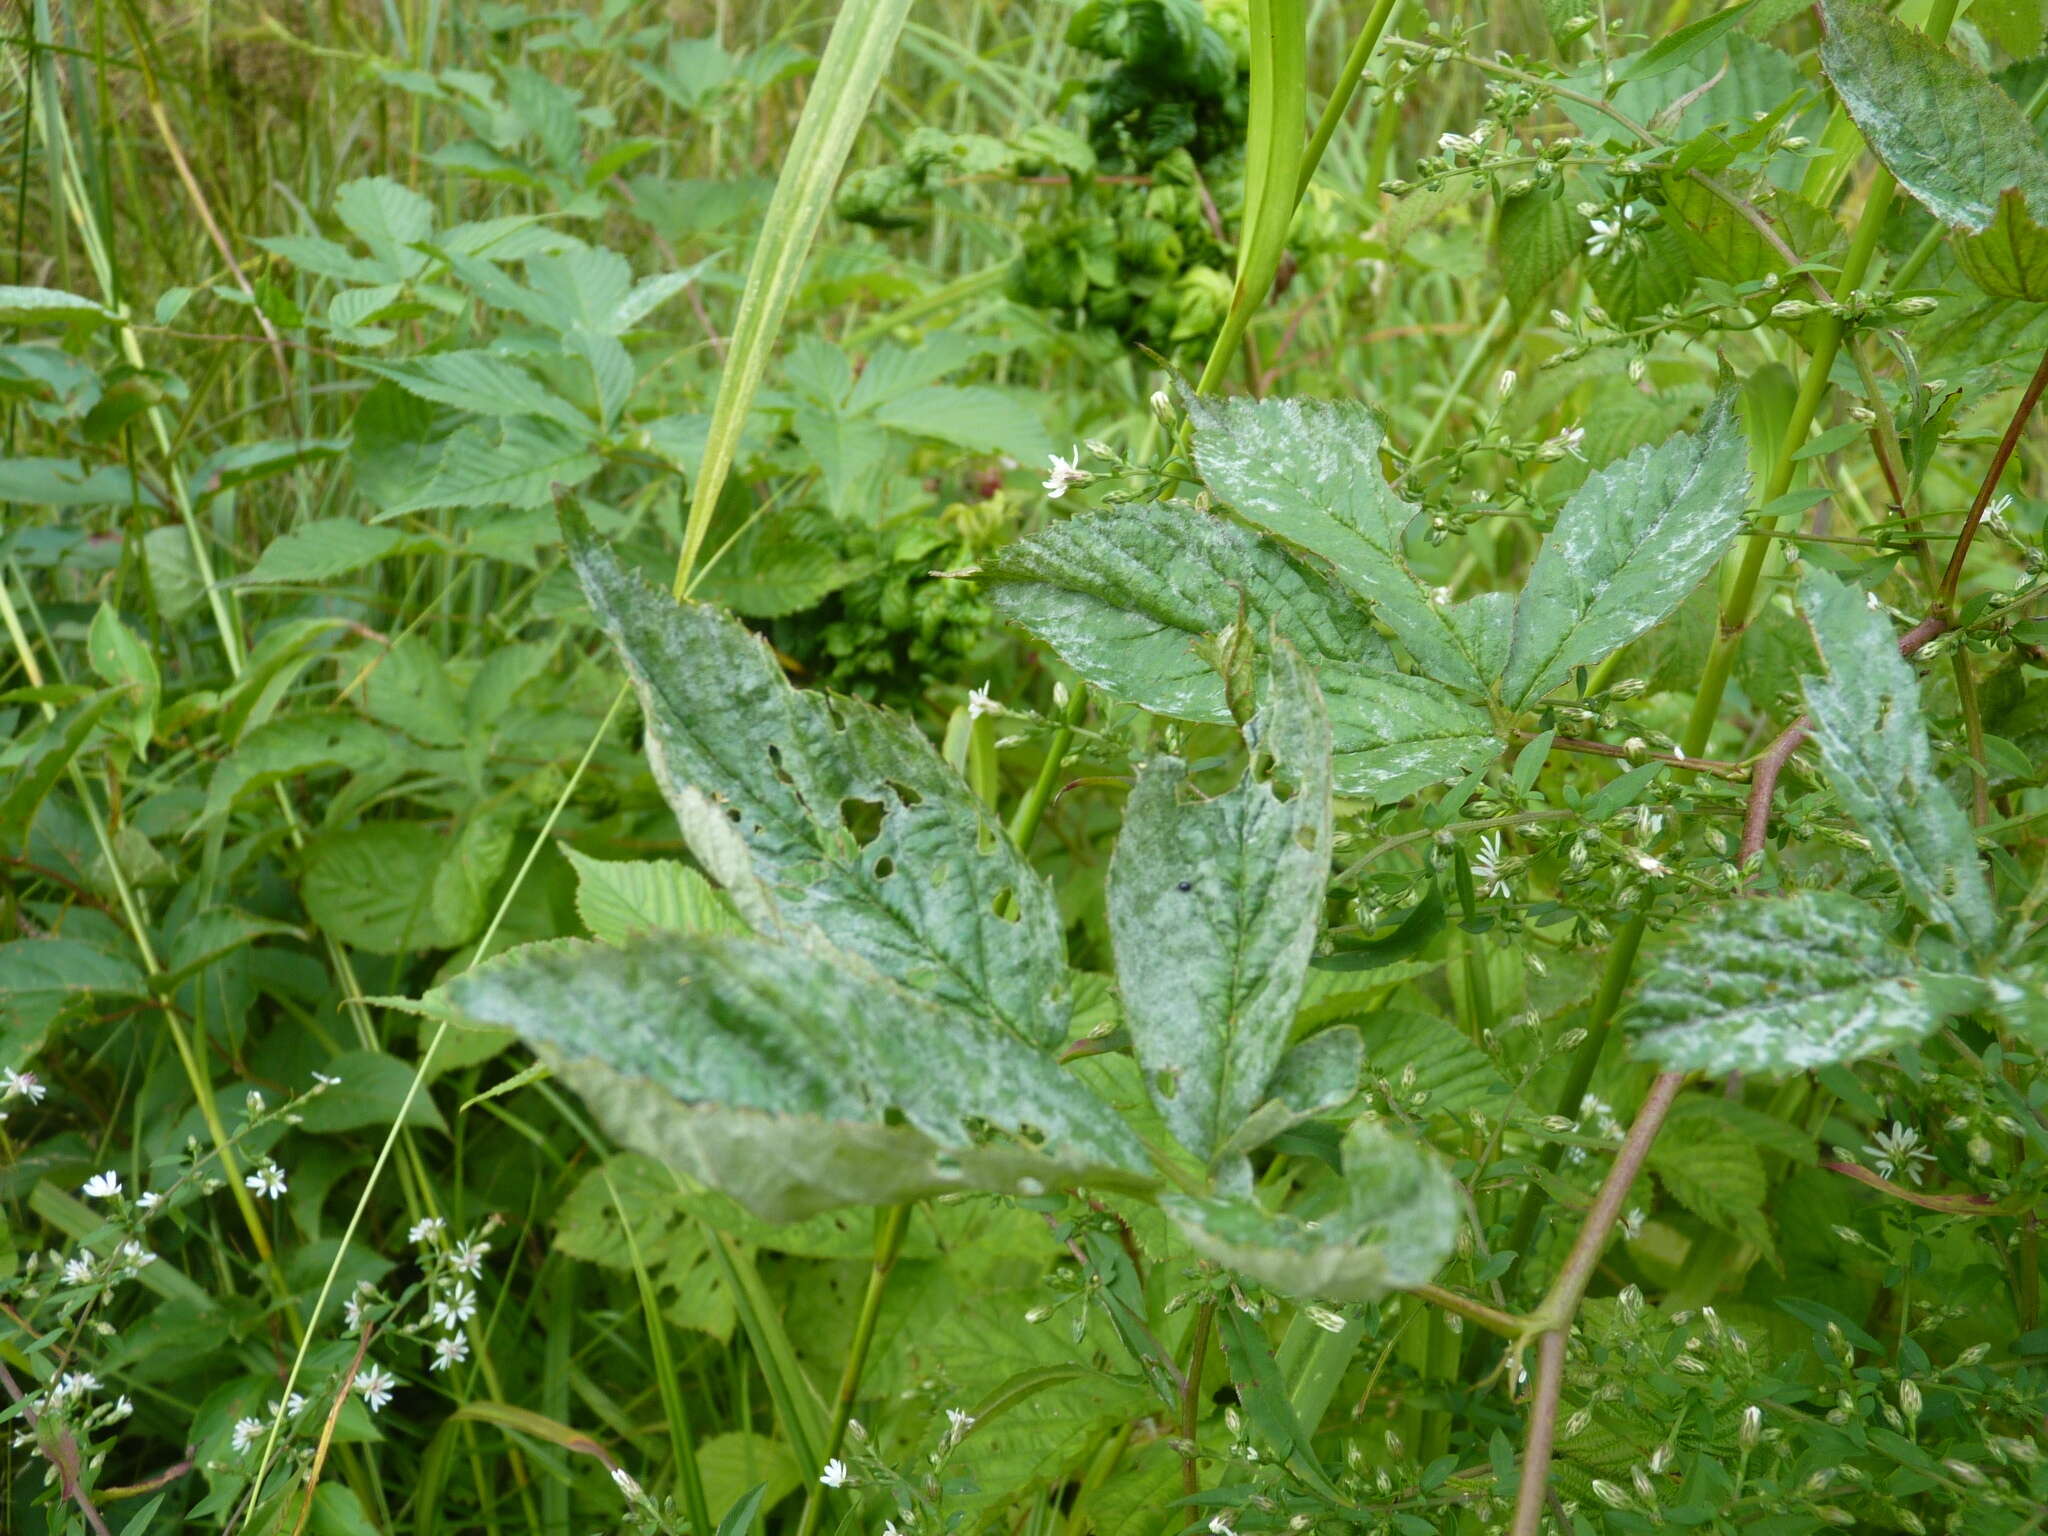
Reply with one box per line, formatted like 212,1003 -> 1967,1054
1108,646 -> 1332,1165
1799,570 -> 1998,952
1502,395 -> 1750,709
435,933 -> 1152,1221
565,511 -> 1070,1047
1819,0 -> 2048,234
1184,392 -> 1487,692
984,501 -> 1495,801
1627,890 -> 1981,1075
1163,1122 -> 1458,1301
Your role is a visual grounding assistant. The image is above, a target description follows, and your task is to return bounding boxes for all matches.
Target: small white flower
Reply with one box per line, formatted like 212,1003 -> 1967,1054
1471,831 -> 1511,899
1586,218 -> 1625,259
1041,447 -> 1091,499
610,1466 -> 643,1501
1149,388 -> 1174,419
61,1252 -> 96,1286
1497,368 -> 1518,398
1437,130 -> 1480,156
946,1407 -> 975,1437
270,1393 -> 307,1419
1209,1517 -> 1239,1536
2,1067 -> 46,1103
430,1333 -> 470,1372
135,1191 -> 162,1212
245,1163 -> 287,1200
819,1457 -> 851,1488
1629,848 -> 1670,878
431,1283 -> 478,1329
52,1371 -> 98,1402
344,1287 -> 371,1334
966,684 -> 998,721
81,1170 -> 121,1201
353,1366 -> 396,1413
311,1071 -> 342,1087
117,1240 -> 156,1269
232,1416 -> 265,1453
449,1238 -> 489,1277
1621,1206 -> 1647,1240
1863,1121 -> 1936,1185
1540,424 -> 1588,462
407,1216 -> 446,1245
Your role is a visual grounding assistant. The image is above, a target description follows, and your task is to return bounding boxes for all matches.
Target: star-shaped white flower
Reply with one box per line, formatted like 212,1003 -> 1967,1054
819,1458 -> 851,1488
1041,447 -> 1090,499
353,1365 -> 397,1413
81,1170 -> 121,1201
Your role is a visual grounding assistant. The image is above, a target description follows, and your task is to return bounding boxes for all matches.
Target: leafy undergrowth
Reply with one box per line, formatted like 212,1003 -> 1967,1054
5,2 -> 2048,1534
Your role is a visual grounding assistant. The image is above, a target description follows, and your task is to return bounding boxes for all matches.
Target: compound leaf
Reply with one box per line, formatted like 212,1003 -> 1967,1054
430,932 -> 1153,1222
1502,394 -> 1750,710
1799,569 -> 1997,952
1627,890 -> 1982,1075
1107,644 -> 1331,1166
565,507 -> 1072,1049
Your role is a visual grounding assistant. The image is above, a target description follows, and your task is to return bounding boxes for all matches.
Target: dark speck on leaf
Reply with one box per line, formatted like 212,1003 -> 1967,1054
1176,880 -> 1192,892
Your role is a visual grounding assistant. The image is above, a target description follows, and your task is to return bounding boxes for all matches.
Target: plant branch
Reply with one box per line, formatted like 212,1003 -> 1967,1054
1938,341 -> 2048,605
1410,1282 -> 1527,1340
0,1360 -> 114,1536
1509,1071 -> 1687,1536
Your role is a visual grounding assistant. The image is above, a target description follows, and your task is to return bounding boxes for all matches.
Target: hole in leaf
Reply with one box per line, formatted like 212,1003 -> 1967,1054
766,743 -> 795,786
839,796 -> 884,848
991,886 -> 1020,921
873,855 -> 895,880
1155,1068 -> 1179,1100
883,778 -> 924,809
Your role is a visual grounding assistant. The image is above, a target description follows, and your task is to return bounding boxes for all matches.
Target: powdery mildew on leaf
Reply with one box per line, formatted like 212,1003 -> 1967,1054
1627,889 -> 1981,1075
1107,644 -> 1332,1166
1799,569 -> 1998,953
1502,392 -> 1750,710
565,510 -> 1071,1048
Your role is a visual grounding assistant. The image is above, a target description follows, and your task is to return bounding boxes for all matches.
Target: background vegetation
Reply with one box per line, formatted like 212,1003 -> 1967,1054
4,0 -> 2048,1533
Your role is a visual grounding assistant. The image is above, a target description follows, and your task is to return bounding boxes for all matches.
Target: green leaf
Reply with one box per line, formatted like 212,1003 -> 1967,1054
238,519 -> 420,586
1818,0 -> 2048,234
0,457 -> 159,509
1496,182 -> 1589,310
356,352 -> 589,430
86,604 -> 160,758
332,176 -> 436,278
1107,644 -> 1332,1166
982,501 -> 1495,800
1954,188 -> 2048,302
300,821 -> 489,955
1359,1008 -> 1510,1121
292,1050 -> 447,1133
1645,1097 -> 1774,1262
564,511 -> 1072,1050
201,716 -> 394,824
391,418 -> 602,513
1798,569 -> 1998,951
564,847 -> 748,944
359,635 -> 465,748
0,285 -> 114,327
1163,1121 -> 1459,1302
1502,393 -> 1751,710
1626,890 -> 1981,1075
429,932 -> 1153,1222
1614,0 -> 1755,83
1183,391 -> 1488,693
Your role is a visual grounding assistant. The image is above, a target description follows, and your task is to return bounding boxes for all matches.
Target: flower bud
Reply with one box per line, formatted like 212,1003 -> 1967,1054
1740,1404 -> 1762,1450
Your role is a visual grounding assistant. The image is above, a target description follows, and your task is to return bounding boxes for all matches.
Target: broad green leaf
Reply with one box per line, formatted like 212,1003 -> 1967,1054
1613,0 -> 1755,83
1184,391 -> 1487,693
982,501 -> 1498,800
564,847 -> 747,944
430,932 -> 1153,1221
1799,570 -> 1998,951
1359,1008 -> 1510,1121
1954,189 -> 2048,302
292,1050 -> 447,1133
86,604 -> 160,757
1645,1098 -> 1775,1263
552,1153 -> 734,1339
390,418 -> 602,514
1627,890 -> 1982,1075
359,634 -> 465,747
1819,0 -> 2048,234
696,1433 -> 801,1523
1216,1026 -> 1365,1161
300,821 -> 490,954
0,457 -> 159,509
1496,182 -> 1588,310
565,510 -> 1071,1049
1107,644 -> 1332,1166
1502,393 -> 1750,710
0,285 -> 114,326
356,352 -> 589,429
332,176 -> 435,278
238,519 -> 418,586
200,716 -> 393,823
1163,1121 -> 1458,1302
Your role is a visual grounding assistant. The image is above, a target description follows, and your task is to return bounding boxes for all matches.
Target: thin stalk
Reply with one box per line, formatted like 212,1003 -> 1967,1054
1295,0 -> 1401,200
796,1202 -> 913,1536
1005,680 -> 1089,855
1938,341 -> 2048,605
607,1168 -> 712,1536
1180,1299 -> 1216,1497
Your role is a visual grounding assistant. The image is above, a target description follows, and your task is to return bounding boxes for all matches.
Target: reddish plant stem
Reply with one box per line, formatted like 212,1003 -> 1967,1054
1509,1071 -> 1688,1536
1738,614 -> 1948,868
1941,343 -> 2048,602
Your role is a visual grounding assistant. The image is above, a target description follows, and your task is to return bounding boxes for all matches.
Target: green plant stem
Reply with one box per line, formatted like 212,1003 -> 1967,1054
1006,680 -> 1089,855
797,1202 -> 913,1536
1180,1298 -> 1215,1496
1295,0 -> 1400,200
1408,297 -> 1508,469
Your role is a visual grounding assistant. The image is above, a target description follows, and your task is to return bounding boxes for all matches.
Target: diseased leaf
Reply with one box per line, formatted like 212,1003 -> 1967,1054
1799,570 -> 1998,951
1503,394 -> 1751,709
1819,0 -> 2048,234
430,932 -> 1154,1222
1183,391 -> 1488,693
1627,890 -> 1983,1075
564,847 -> 748,944
1107,644 -> 1332,1166
1216,1026 -> 1365,1161
1163,1121 -> 1458,1301
564,509 -> 1072,1048
985,501 -> 1497,801
1954,188 -> 2048,302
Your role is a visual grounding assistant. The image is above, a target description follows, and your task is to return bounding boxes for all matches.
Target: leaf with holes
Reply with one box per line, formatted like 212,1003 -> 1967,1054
1162,1121 -> 1458,1302
1799,570 -> 1998,952
1107,643 -> 1331,1167
1502,394 -> 1751,710
1627,890 -> 1984,1076
427,932 -> 1153,1222
563,503 -> 1072,1049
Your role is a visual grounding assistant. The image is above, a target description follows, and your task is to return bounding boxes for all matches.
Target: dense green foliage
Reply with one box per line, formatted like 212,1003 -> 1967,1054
6,2 -> 2048,1535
